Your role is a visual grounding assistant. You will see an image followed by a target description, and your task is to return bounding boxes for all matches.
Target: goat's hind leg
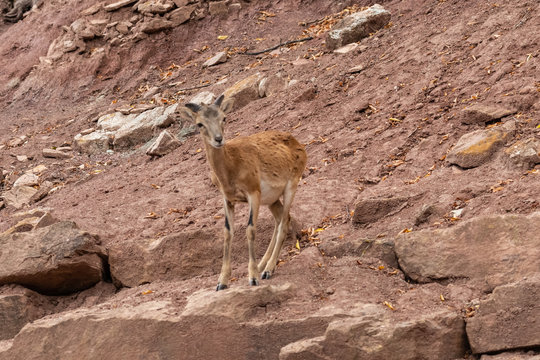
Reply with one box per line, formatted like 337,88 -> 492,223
217,199 -> 235,291
259,200 -> 283,278
261,182 -> 297,279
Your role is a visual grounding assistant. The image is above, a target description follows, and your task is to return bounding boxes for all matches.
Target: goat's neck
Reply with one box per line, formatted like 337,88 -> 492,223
203,140 -> 231,182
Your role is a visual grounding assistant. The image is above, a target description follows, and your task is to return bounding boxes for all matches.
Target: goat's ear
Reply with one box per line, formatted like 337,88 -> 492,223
178,104 -> 199,121
214,94 -> 225,107
219,97 -> 234,114
185,103 -> 201,113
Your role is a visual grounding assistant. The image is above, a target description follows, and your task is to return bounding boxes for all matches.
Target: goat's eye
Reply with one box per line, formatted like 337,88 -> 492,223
197,123 -> 204,128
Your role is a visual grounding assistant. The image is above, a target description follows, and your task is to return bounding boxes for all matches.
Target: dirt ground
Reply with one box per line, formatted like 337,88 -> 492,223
1,0 -> 539,357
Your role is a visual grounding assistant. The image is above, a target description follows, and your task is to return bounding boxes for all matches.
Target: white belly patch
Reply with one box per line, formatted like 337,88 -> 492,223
260,180 -> 284,205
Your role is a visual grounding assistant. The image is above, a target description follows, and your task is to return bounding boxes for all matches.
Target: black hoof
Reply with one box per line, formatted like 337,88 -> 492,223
249,278 -> 259,286
261,271 -> 272,280
216,283 -> 228,291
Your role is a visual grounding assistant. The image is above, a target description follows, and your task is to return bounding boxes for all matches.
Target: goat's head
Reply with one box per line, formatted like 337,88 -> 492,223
180,95 -> 234,148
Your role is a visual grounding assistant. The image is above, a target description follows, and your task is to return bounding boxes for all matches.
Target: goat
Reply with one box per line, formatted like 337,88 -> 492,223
179,95 -> 307,290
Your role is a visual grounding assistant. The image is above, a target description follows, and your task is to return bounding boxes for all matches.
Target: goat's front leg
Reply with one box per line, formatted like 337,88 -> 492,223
217,199 -> 235,291
247,192 -> 261,286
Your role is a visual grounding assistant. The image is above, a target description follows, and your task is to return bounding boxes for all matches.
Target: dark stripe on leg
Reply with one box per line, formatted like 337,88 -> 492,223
248,210 -> 253,226
225,216 -> 230,230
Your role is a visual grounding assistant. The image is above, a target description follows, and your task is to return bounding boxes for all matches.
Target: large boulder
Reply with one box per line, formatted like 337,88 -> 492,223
1,293 -> 328,360
326,4 -> 391,50
280,308 -> 467,360
467,275 -> 540,354
0,221 -> 106,295
108,229 -> 220,287
395,212 -> 540,292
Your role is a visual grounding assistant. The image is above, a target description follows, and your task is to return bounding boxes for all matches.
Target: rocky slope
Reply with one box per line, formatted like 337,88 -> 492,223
1,0 -> 539,358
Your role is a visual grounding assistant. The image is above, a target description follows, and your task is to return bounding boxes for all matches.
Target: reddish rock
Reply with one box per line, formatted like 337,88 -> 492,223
467,275 -> 540,354
0,221 -> 106,295
395,212 -> 540,292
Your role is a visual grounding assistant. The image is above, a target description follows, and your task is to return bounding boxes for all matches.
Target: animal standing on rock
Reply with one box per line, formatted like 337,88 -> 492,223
179,95 -> 307,291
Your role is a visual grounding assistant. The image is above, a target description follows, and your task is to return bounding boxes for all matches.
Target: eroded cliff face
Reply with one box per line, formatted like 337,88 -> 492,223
1,0 -> 539,358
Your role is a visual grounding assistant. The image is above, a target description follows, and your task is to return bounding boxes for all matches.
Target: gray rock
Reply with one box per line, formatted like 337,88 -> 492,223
0,221 -> 105,295
13,173 -> 39,188
1,186 -> 38,209
74,130 -> 112,154
146,130 -> 181,157
137,0 -> 174,15
352,196 -> 409,224
318,237 -> 398,268
208,0 -> 228,18
202,51 -> 227,67
395,212 -> 540,292
333,42 -> 359,54
461,104 -> 516,125
167,5 -> 196,26
80,3 -> 102,16
4,211 -> 57,235
467,275 -> 540,354
259,73 -> 289,97
82,103 -> 179,152
223,72 -> 263,110
42,148 -> 72,159
103,0 -> 137,12
141,17 -> 174,34
504,138 -> 540,169
189,91 -> 215,105
326,4 -> 391,50
113,103 -> 178,149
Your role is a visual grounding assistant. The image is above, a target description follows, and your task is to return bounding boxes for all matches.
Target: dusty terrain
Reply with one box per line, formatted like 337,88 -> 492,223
1,0 -> 539,359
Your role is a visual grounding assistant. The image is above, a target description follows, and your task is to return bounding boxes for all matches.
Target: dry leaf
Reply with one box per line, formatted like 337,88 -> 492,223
295,239 -> 300,250
145,212 -> 159,219
440,294 -> 445,301
141,290 -> 153,295
399,228 -> 413,234
217,35 -> 229,40
383,301 -> 396,311
151,184 -> 161,189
